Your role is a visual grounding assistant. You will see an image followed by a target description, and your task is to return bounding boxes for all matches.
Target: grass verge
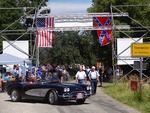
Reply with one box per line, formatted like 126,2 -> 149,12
102,82 -> 150,113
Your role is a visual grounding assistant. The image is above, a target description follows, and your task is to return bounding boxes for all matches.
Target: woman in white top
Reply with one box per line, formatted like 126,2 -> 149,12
75,65 -> 87,84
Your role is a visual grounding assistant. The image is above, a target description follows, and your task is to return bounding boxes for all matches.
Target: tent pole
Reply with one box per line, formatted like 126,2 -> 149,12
36,46 -> 39,67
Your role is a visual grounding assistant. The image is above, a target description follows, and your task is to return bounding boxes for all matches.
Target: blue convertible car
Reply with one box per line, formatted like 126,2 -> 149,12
6,76 -> 92,105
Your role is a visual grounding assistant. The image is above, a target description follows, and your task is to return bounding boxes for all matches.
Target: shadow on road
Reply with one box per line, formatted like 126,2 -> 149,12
4,99 -> 90,106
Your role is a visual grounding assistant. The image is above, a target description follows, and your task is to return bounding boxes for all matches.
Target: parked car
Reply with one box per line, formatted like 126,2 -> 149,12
6,75 -> 92,105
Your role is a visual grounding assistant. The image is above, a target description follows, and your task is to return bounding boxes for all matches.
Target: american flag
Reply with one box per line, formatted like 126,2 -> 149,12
36,30 -> 54,47
37,18 -> 54,28
36,17 -> 54,47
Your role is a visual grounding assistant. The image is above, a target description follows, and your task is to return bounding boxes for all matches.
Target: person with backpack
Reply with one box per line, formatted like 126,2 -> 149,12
88,66 -> 100,95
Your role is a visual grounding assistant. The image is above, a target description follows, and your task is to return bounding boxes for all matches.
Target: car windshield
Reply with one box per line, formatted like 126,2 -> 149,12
45,75 -> 60,83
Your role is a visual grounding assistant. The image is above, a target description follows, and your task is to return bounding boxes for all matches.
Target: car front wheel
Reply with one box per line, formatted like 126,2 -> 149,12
11,89 -> 21,102
48,90 -> 58,105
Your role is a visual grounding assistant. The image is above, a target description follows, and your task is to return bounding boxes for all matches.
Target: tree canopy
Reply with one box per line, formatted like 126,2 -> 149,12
0,0 -> 48,53
0,0 -> 48,39
39,31 -> 98,67
88,0 -> 150,37
88,0 -> 150,67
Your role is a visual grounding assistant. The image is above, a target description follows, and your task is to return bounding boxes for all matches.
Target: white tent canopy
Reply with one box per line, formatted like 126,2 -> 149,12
0,53 -> 27,65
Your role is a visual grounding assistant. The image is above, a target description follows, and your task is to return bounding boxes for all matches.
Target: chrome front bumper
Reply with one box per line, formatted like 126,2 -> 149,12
58,91 -> 92,100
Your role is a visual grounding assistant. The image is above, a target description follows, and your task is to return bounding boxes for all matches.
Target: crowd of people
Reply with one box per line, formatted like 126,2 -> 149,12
0,63 -> 71,91
26,64 -> 71,83
0,63 -> 113,94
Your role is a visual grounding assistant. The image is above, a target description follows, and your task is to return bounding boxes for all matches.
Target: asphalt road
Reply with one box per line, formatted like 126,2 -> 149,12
0,87 -> 141,113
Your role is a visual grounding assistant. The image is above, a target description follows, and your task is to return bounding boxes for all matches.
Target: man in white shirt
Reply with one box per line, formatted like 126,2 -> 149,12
75,65 -> 87,84
88,66 -> 100,95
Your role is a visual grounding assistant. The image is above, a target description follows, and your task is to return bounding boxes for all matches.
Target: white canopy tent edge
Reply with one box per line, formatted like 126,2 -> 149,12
0,53 -> 25,65
0,53 -> 31,75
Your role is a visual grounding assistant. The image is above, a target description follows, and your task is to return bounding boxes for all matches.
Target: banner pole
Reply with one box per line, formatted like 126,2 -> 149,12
35,0 -> 45,67
110,4 -> 116,82
139,57 -> 143,100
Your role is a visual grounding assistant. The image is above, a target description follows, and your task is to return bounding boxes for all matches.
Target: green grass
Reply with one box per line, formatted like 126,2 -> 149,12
102,82 -> 150,113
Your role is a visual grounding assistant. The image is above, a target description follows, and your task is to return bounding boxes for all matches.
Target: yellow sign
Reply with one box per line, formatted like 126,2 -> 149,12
132,43 -> 150,57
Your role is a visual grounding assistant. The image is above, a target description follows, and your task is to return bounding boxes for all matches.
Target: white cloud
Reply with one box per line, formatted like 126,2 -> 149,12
46,2 -> 92,14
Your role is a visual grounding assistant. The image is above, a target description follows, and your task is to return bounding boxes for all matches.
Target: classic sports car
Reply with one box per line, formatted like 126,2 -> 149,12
6,75 -> 92,105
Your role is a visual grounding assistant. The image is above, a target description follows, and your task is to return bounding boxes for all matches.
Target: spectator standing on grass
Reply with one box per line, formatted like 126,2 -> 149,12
75,65 -> 87,84
115,65 -> 120,78
98,65 -> 103,87
107,67 -> 113,82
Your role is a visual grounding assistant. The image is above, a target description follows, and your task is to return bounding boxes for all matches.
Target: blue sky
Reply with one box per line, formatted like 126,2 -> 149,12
47,0 -> 92,14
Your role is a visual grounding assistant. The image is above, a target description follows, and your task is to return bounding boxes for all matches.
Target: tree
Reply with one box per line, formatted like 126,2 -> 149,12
88,0 -> 150,67
0,0 -> 48,55
89,0 -> 150,36
0,0 -> 48,46
39,31 -> 97,67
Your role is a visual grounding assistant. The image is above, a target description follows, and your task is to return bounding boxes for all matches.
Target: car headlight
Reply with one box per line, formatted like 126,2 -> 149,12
87,86 -> 92,90
64,87 -> 70,92
67,88 -> 70,92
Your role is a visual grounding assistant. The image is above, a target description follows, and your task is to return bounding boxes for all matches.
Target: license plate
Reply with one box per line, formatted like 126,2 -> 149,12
77,93 -> 83,99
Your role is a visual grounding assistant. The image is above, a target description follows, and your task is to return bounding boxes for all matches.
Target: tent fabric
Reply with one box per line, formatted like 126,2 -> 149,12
0,53 -> 25,65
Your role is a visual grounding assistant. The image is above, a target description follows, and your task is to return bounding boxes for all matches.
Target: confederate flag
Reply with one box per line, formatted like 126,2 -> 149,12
93,16 -> 112,46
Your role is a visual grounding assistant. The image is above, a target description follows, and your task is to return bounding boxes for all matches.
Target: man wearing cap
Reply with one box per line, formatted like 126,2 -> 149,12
88,66 -> 100,95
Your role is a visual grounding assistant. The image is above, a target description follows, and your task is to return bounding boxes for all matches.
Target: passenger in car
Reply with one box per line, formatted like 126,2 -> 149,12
45,70 -> 53,80
54,66 -> 64,83
36,70 -> 42,81
12,72 -> 19,82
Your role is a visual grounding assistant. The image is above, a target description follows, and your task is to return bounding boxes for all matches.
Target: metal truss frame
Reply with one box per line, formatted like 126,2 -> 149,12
110,4 -> 150,81
0,6 -> 129,65
0,4 -> 150,82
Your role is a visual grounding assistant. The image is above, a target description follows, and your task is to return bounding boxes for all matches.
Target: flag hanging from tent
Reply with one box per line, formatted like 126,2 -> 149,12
93,16 -> 112,46
36,17 -> 54,47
